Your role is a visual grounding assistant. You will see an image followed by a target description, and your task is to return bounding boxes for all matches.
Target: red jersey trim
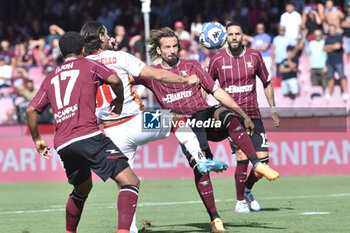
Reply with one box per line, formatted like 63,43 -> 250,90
103,114 -> 138,129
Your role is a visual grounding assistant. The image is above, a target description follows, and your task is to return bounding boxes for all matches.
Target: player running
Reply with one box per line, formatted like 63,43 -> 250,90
80,21 -> 227,233
130,27 -> 279,232
207,22 -> 280,213
26,32 -> 139,233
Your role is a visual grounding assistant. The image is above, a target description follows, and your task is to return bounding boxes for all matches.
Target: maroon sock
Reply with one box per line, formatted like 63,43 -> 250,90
117,185 -> 139,231
226,118 -> 259,166
66,192 -> 87,232
194,169 -> 218,220
245,167 -> 259,190
246,157 -> 269,190
235,161 -> 248,201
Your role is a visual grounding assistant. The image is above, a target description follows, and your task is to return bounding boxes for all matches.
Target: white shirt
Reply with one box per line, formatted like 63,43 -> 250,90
0,64 -> 12,86
280,11 -> 302,40
86,50 -> 146,120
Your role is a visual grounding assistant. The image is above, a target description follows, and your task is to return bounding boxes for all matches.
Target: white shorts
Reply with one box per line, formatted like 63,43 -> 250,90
281,77 -> 299,95
104,112 -> 172,168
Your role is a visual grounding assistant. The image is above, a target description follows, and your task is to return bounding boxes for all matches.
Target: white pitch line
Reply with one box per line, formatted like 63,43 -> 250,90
300,212 -> 330,215
1,193 -> 349,215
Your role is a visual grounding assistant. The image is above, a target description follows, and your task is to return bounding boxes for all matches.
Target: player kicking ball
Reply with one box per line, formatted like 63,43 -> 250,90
80,21 -> 227,233
130,27 -> 280,232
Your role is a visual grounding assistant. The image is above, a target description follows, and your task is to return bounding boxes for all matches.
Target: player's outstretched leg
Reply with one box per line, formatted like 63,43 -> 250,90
218,110 -> 279,180
254,162 -> 279,181
195,157 -> 228,174
193,169 -> 226,232
173,117 -> 228,174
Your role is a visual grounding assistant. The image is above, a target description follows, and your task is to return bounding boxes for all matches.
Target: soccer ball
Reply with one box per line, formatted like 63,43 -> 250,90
199,22 -> 227,49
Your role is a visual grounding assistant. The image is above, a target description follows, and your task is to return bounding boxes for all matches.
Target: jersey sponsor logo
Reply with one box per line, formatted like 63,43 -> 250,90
180,70 -> 188,76
162,91 -> 192,103
225,84 -> 253,93
54,104 -> 78,123
221,65 -> 232,69
96,57 -> 117,66
143,110 -> 161,129
246,61 -> 253,68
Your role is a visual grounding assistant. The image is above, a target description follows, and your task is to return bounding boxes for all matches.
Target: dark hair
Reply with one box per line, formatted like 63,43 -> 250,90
59,31 -> 84,58
147,27 -> 180,60
226,22 -> 244,32
287,45 -> 295,51
80,21 -> 105,55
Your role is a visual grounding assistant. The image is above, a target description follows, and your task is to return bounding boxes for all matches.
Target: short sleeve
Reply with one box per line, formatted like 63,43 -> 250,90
29,85 -> 50,114
207,56 -> 219,81
87,59 -> 115,85
119,51 -> 146,77
256,52 -> 270,83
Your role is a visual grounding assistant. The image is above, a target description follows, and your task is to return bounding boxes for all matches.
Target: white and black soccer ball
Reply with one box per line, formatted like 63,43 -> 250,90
199,22 -> 227,49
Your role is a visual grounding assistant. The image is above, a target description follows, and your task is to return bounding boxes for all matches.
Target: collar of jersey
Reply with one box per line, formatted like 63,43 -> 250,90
160,59 -> 181,69
90,50 -> 107,55
225,46 -> 246,58
65,57 -> 78,62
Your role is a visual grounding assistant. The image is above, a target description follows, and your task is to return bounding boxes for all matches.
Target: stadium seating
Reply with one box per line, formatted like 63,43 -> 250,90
28,67 -> 45,89
0,97 -> 14,123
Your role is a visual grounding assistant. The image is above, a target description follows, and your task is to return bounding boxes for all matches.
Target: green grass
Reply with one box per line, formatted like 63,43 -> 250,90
1,175 -> 350,233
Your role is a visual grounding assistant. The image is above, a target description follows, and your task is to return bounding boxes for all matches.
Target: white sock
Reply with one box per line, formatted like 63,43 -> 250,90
130,212 -> 138,232
174,130 -> 206,162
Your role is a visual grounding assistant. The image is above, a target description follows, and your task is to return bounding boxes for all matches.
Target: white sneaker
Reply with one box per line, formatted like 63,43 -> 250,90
343,93 -> 349,101
244,187 -> 261,211
235,200 -> 250,213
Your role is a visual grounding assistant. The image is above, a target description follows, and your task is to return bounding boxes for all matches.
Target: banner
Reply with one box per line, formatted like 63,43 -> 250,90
0,130 -> 349,183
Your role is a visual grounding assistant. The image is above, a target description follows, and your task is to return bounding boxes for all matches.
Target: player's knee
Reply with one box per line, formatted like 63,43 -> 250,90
218,110 -> 235,128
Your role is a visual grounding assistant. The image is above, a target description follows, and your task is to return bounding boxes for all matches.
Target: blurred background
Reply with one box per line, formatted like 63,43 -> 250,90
0,0 -> 349,125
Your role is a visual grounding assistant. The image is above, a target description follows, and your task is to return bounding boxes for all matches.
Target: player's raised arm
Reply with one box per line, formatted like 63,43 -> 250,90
213,87 -> 254,135
139,65 -> 199,86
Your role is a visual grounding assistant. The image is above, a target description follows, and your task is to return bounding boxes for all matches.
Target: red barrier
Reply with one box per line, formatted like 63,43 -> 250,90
0,129 -> 349,183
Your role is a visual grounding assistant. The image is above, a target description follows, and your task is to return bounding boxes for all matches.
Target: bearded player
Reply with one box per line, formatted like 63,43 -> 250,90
207,22 -> 280,213
130,27 -> 280,232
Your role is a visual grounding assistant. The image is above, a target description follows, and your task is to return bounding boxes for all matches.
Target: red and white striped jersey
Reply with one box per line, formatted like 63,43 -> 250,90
86,50 -> 146,121
208,47 -> 269,119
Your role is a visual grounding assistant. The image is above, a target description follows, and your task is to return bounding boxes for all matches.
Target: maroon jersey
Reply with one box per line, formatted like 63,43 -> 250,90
208,47 -> 269,119
29,57 -> 114,150
134,59 -> 218,116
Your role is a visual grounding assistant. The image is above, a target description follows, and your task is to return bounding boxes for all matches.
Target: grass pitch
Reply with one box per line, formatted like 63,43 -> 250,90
1,175 -> 350,233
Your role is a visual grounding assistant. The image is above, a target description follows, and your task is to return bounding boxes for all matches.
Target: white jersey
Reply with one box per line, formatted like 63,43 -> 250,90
86,50 -> 146,120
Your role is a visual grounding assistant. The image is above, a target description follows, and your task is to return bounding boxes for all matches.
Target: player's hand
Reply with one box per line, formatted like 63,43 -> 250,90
243,117 -> 255,136
109,98 -> 123,117
271,112 -> 280,127
109,37 -> 118,51
187,75 -> 200,86
34,137 -> 52,160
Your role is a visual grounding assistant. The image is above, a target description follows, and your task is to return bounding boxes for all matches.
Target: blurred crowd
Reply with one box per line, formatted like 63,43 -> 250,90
0,0 -> 349,124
